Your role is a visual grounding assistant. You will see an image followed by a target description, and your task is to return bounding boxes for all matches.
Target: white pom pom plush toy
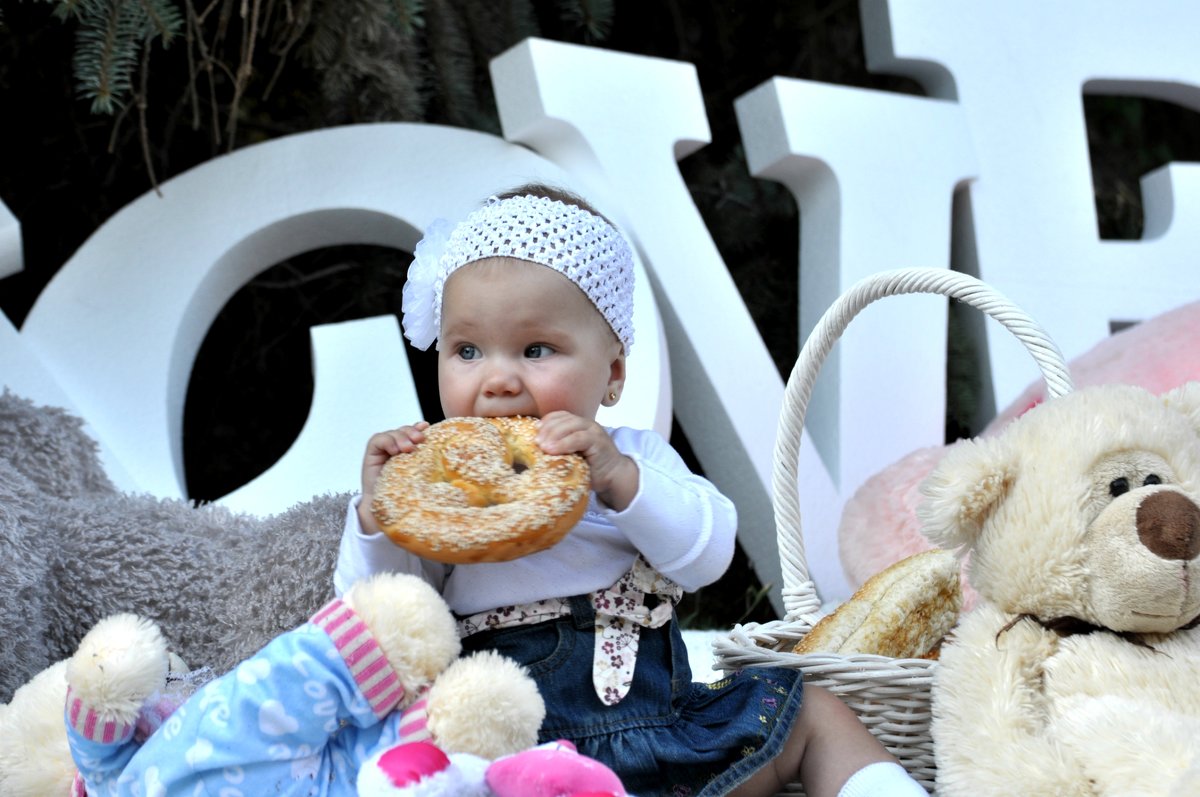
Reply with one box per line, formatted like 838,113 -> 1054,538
12,573 -> 546,796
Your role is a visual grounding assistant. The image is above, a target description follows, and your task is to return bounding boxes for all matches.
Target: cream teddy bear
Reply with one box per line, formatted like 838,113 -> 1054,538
921,383 -> 1200,796
838,299 -> 1200,610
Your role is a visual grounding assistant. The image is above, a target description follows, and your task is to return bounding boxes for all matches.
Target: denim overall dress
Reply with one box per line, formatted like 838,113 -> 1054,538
459,568 -> 805,796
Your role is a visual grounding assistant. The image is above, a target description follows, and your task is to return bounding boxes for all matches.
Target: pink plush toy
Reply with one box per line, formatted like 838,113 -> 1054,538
486,740 -> 626,797
357,740 -> 490,796
838,299 -> 1200,606
358,739 -> 627,797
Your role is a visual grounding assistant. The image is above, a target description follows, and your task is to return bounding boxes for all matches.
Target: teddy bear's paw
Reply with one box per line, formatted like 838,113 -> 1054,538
1055,695 -> 1200,796
65,613 -> 169,737
0,660 -> 78,797
426,650 -> 546,760
341,574 -> 461,701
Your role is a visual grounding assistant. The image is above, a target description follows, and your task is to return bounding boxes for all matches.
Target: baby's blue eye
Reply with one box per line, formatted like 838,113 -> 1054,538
458,345 -> 480,360
525,344 -> 553,358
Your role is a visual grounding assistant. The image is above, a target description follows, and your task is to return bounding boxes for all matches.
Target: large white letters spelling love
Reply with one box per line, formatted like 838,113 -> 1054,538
2,0 -> 1198,605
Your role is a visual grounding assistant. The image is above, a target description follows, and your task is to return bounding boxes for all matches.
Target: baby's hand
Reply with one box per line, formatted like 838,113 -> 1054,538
536,411 -> 637,511
358,422 -> 429,534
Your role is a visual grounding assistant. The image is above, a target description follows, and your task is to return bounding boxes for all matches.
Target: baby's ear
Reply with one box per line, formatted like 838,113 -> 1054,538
917,436 -> 1015,552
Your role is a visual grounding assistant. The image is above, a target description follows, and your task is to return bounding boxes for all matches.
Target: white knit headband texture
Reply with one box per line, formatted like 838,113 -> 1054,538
401,194 -> 635,353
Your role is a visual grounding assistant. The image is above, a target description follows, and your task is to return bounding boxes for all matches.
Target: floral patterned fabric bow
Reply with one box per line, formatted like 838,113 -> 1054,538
591,557 -> 682,706
456,557 -> 682,706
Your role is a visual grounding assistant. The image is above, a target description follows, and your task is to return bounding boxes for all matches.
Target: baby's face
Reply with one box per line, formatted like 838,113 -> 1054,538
437,258 -> 625,420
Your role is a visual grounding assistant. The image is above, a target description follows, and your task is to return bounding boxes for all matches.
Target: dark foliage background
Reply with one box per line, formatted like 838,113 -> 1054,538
2,0 -> 1198,626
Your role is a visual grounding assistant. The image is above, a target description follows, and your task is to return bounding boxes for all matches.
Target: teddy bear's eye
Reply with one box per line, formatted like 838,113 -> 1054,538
1109,477 -> 1130,497
1144,474 -> 1162,486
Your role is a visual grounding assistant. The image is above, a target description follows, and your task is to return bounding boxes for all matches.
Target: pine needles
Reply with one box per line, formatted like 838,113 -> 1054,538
20,0 -> 595,188
43,0 -> 183,114
554,0 -> 611,42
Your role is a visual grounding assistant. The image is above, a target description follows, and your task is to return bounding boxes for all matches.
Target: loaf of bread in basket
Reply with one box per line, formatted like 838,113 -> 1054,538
793,549 -> 962,659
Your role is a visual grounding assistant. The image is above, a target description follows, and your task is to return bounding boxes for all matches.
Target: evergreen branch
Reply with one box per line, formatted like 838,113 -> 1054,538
48,0 -> 89,21
385,0 -> 423,35
182,0 -> 202,128
136,31 -> 162,193
137,0 -> 184,44
43,0 -> 184,113
75,0 -> 144,113
222,0 -> 263,148
554,0 -> 613,41
261,0 -> 311,98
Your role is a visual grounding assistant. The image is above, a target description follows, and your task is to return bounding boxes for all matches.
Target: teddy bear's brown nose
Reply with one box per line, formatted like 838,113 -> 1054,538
1137,490 -> 1200,560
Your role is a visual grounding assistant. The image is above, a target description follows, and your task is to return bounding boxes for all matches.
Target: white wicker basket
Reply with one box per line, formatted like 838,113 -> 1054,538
711,268 -> 1073,793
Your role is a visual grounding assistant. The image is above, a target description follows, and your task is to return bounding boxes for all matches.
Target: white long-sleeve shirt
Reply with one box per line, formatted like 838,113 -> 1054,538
333,426 -> 737,615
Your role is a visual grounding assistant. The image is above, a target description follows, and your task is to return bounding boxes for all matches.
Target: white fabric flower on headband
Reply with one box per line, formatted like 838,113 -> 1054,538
401,217 -> 453,351
401,194 -> 635,353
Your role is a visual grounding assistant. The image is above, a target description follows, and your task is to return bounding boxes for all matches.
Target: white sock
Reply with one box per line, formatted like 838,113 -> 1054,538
836,762 -> 929,797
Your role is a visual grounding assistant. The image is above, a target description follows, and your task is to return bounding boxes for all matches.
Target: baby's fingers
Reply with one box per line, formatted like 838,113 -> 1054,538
540,420 -> 609,459
368,423 -> 429,459
535,414 -> 581,451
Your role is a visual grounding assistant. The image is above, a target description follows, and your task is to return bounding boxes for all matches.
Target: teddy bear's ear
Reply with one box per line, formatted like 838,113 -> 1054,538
917,436 -> 1015,551
1162,382 -> 1200,435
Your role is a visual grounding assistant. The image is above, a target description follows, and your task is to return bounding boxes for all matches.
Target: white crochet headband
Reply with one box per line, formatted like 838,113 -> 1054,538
401,193 -> 635,353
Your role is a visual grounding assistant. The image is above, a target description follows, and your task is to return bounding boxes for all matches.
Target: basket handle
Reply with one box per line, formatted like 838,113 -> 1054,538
776,268 -> 1074,622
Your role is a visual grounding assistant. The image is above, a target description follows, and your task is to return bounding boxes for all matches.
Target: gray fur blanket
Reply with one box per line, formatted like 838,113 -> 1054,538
0,390 -> 349,702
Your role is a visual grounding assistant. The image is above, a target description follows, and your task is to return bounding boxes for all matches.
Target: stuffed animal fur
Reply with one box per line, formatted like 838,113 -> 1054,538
0,661 -> 74,795
839,299 -> 1200,610
0,389 -> 351,703
922,382 -> 1200,796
